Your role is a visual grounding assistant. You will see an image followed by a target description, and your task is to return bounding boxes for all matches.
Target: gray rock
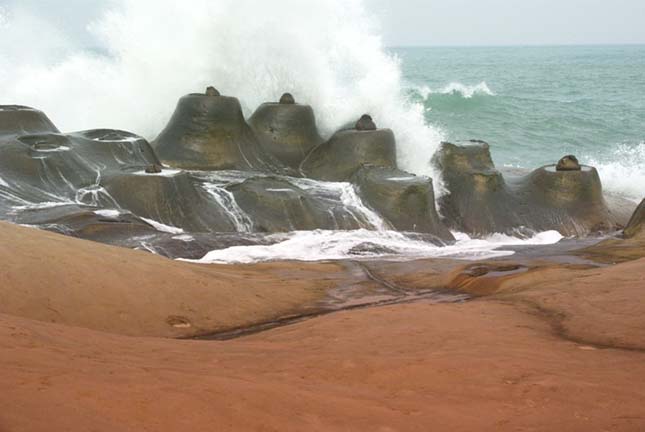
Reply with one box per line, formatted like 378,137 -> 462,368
249,100 -> 323,169
556,155 -> 581,171
351,165 -> 454,241
301,126 -> 397,181
624,199 -> 645,239
152,93 -> 284,172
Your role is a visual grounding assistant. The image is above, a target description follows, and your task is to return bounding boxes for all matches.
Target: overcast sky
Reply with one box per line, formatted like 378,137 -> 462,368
2,0 -> 645,47
367,0 -> 645,46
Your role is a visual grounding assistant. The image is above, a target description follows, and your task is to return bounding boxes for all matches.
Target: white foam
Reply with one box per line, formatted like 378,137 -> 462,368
186,229 -> 563,264
0,176 -> 9,187
0,0 -> 446,191
32,146 -> 71,153
417,81 -> 495,100
90,135 -> 142,143
94,209 -> 121,218
582,142 -> 645,203
140,217 -> 184,234
387,176 -> 418,182
132,169 -> 182,177
266,188 -> 297,193
11,201 -> 77,211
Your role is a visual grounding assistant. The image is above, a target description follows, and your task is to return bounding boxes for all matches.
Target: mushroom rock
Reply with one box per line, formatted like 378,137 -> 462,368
556,154 -> 581,171
432,141 -> 522,235
351,165 -> 454,241
300,117 -> 397,181
205,86 -> 221,97
624,199 -> 645,239
279,93 -> 295,104
435,142 -> 623,236
152,92 -> 283,172
355,114 -> 377,131
515,162 -> 620,235
248,95 -> 323,169
0,105 -> 59,137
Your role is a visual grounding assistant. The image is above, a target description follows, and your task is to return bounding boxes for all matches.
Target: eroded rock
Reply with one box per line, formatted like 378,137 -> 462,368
351,165 -> 454,241
624,199 -> 645,238
355,114 -> 377,131
279,93 -> 295,104
0,105 -> 59,137
556,155 -> 581,171
205,86 -> 221,97
153,93 -> 283,172
434,141 -> 621,236
301,119 -> 397,181
228,176 -> 364,232
249,98 -> 323,169
433,141 -> 521,235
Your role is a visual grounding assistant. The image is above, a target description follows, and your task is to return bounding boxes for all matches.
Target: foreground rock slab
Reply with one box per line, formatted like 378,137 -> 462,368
0,222 -> 336,338
1,259 -> 644,431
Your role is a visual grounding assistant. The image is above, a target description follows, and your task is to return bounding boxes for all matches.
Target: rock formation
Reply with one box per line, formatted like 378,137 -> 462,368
556,155 -> 581,171
249,94 -> 323,169
153,90 -> 283,172
434,140 -> 623,236
432,141 -> 522,235
301,116 -> 397,181
0,95 -> 630,256
624,199 -> 645,238
228,176 -> 365,232
351,166 -> 454,240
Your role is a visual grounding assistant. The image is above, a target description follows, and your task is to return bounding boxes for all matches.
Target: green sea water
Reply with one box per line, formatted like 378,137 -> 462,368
394,45 -> 645,201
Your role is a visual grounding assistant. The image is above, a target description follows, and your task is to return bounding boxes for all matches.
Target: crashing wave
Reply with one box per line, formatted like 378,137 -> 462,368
0,0 -> 444,182
582,142 -> 645,203
417,81 -> 495,100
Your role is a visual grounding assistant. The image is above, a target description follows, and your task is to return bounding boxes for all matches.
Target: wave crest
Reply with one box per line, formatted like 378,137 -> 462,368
583,142 -> 645,203
417,81 -> 495,100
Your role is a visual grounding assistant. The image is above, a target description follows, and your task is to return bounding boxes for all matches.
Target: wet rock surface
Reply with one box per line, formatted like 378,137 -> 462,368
153,93 -> 283,172
624,199 -> 645,239
351,165 -> 454,240
434,141 -> 624,237
228,176 -> 364,232
0,97 -> 631,256
556,154 -> 581,171
249,98 -> 323,169
433,141 -> 523,235
301,121 -> 397,181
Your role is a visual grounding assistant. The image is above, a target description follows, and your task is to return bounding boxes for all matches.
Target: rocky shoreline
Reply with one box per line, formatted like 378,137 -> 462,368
0,89 -> 638,259
1,87 -> 644,431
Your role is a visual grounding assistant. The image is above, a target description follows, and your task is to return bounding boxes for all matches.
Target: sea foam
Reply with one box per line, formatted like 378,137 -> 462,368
582,142 -> 645,203
186,229 -> 564,264
417,81 -> 495,100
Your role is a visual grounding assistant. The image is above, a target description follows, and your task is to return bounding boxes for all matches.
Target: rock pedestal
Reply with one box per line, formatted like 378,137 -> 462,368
301,118 -> 397,181
351,166 -> 454,241
249,96 -> 323,169
0,106 -> 59,137
433,141 -> 521,235
153,92 -> 278,171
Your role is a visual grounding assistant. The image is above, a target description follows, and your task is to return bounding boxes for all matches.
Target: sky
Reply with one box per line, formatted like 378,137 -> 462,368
2,0 -> 645,47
